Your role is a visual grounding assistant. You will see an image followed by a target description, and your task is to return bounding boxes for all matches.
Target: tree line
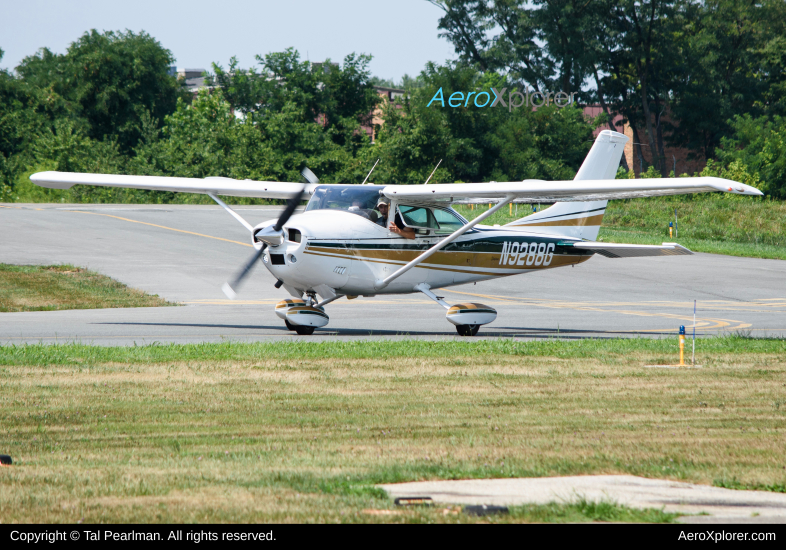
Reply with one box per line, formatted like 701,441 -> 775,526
1,3 -> 784,203
431,0 -> 786,190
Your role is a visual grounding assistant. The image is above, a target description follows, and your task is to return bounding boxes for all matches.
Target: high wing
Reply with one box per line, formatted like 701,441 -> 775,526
30,172 -> 763,205
381,177 -> 762,204
30,172 -> 314,199
31,172 -> 762,204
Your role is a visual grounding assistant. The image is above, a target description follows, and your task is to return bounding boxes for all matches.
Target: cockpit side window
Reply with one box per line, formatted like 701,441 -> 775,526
398,206 -> 438,229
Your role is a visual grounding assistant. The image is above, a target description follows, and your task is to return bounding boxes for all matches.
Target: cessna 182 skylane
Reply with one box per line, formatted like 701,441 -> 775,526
31,130 -> 762,335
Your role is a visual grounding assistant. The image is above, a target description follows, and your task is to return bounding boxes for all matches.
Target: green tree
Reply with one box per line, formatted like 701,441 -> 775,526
430,1 -> 786,174
374,61 -> 597,184
488,104 -> 596,181
137,89 -> 369,187
32,119 -> 124,174
669,0 -> 786,159
430,1 -> 683,175
714,115 -> 786,198
0,48 -> 49,159
429,0 -> 554,90
17,30 -> 187,152
209,49 -> 380,151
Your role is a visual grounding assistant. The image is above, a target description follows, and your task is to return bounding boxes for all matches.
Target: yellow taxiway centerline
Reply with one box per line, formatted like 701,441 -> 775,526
67,210 -> 253,247
0,204 -> 44,211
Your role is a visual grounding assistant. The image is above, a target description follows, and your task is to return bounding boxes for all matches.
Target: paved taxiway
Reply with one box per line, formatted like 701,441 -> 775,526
1,203 -> 784,345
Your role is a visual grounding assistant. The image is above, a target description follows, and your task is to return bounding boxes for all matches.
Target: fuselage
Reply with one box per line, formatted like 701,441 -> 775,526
259,208 -> 594,297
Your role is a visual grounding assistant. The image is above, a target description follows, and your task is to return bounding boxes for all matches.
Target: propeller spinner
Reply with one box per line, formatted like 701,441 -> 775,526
221,169 -> 313,299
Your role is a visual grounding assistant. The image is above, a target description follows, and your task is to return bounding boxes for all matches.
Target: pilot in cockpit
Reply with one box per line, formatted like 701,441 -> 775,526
376,198 -> 415,240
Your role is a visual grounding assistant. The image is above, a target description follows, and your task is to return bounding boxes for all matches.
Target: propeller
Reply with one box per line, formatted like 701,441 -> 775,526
222,247 -> 266,299
222,169 -> 313,299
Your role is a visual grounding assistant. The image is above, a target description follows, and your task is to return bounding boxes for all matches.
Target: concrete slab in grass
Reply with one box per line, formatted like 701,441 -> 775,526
378,475 -> 786,523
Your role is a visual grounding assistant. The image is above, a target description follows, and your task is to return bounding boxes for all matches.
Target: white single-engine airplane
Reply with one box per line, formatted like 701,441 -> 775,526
31,130 -> 762,335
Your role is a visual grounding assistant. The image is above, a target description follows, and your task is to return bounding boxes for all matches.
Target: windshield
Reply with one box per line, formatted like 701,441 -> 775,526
305,185 -> 384,212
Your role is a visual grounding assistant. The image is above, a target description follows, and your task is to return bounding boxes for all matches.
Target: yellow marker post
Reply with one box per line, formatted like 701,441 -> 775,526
669,221 -> 673,239
509,203 -> 512,216
679,325 -> 686,366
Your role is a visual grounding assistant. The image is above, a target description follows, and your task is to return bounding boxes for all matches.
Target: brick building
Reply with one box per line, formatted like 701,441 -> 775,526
584,105 -> 705,177
364,86 -> 405,143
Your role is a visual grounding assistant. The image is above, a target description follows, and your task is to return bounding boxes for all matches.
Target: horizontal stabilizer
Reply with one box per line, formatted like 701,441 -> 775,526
560,241 -> 693,258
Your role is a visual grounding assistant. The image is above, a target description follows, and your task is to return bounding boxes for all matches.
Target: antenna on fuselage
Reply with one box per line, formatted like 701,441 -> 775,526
423,159 -> 442,185
362,158 -> 380,184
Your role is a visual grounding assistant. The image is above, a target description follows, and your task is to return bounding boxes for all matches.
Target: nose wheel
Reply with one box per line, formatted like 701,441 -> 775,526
284,319 -> 316,335
455,324 -> 480,337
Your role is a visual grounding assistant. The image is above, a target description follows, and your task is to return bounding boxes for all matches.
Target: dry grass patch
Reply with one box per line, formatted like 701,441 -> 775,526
0,264 -> 175,312
1,345 -> 785,522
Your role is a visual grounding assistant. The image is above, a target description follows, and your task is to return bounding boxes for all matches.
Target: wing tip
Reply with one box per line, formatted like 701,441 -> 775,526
29,171 -> 76,190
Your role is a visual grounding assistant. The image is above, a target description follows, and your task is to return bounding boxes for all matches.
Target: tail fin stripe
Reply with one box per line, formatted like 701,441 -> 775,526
513,214 -> 605,228
515,206 -> 606,223
503,129 -> 628,240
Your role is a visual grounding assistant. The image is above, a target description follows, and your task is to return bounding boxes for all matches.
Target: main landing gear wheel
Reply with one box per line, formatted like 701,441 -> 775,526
285,319 -> 296,331
294,325 -> 315,335
456,324 -> 480,337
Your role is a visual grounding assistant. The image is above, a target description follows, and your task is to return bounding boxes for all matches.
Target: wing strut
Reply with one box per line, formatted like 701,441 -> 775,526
208,193 -> 253,232
374,195 -> 515,290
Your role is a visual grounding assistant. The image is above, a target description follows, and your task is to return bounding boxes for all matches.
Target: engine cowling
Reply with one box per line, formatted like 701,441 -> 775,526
446,303 -> 497,326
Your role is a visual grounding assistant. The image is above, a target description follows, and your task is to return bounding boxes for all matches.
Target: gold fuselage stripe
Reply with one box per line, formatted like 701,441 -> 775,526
304,247 -> 590,275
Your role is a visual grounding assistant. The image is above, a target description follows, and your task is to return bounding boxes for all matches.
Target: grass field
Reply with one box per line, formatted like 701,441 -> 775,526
0,264 -> 175,312
455,195 -> 786,261
1,337 -> 784,523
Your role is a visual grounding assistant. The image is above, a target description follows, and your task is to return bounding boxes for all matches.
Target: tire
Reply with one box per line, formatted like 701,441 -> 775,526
294,325 -> 316,335
456,324 -> 480,337
285,319 -> 296,331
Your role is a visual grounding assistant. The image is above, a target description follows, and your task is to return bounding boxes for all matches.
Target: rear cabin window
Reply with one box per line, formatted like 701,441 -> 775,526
399,205 -> 464,234
433,208 -> 464,234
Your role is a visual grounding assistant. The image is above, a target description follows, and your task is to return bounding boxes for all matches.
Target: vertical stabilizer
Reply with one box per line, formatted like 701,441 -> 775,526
504,130 -> 628,240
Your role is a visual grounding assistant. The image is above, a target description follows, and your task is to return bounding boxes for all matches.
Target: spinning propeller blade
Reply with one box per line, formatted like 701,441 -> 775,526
222,169 -> 313,299
222,246 -> 266,299
273,184 -> 306,232
301,167 -> 319,185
